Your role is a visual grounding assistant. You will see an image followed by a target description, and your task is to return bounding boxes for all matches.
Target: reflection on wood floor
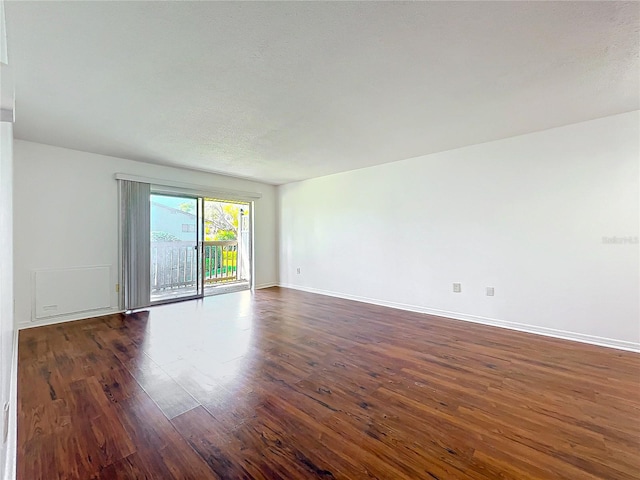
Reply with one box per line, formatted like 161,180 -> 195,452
18,287 -> 640,479
150,279 -> 250,303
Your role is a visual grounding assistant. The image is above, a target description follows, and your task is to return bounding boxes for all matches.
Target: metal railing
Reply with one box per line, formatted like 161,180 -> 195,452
150,240 -> 239,293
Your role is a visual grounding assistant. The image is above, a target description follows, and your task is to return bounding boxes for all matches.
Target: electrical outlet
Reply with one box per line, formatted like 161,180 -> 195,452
453,283 -> 462,293
486,287 -> 495,296
296,267 -> 301,274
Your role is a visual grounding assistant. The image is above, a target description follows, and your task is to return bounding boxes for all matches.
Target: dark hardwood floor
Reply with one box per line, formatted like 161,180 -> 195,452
18,287 -> 640,479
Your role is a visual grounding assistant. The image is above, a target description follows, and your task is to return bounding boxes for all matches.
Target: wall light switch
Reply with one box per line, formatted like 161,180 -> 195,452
453,283 -> 462,293
486,287 -> 495,296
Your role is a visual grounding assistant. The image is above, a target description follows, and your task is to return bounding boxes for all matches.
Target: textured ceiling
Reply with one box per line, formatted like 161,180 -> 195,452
5,1 -> 639,185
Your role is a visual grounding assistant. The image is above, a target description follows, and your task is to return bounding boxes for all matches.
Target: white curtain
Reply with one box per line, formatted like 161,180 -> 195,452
120,180 -> 150,310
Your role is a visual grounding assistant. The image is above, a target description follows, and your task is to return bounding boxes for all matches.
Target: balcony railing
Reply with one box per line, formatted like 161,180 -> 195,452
150,240 -> 240,294
202,241 -> 238,285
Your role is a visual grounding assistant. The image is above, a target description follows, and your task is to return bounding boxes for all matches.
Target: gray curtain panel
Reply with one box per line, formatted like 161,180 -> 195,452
121,180 -> 151,310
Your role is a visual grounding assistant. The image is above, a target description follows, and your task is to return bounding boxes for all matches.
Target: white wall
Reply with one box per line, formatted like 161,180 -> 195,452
279,111 -> 640,351
0,122 -> 15,480
0,0 -> 16,471
13,141 -> 278,328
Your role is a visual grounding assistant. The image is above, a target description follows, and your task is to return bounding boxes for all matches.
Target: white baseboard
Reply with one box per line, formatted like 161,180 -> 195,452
19,307 -> 124,331
17,283 -> 279,329
18,283 -> 276,329
278,284 -> 640,353
255,282 -> 278,290
17,283 -> 639,353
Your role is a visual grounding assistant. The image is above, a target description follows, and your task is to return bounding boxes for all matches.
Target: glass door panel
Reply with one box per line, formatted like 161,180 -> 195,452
202,199 -> 251,295
150,194 -> 202,303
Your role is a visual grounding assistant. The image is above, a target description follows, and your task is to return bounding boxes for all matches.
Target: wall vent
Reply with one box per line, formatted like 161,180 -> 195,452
33,266 -> 112,320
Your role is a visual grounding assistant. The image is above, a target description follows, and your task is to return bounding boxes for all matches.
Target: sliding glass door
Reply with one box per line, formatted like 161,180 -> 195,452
119,176 -> 255,310
202,199 -> 252,293
150,194 -> 203,303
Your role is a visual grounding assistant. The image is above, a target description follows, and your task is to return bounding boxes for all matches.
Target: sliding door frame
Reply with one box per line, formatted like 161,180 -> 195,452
117,173 -> 259,310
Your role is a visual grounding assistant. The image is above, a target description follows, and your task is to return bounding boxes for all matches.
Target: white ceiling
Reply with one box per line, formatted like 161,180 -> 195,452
5,1 -> 639,185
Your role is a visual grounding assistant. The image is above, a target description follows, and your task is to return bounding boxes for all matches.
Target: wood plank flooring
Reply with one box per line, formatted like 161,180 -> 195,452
17,287 -> 640,479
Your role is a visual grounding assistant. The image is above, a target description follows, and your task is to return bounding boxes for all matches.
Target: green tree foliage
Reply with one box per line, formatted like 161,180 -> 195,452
204,201 -> 241,241
178,202 -> 195,213
214,230 -> 236,241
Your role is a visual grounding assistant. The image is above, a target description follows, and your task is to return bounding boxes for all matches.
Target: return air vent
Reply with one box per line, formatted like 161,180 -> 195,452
33,266 -> 112,320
